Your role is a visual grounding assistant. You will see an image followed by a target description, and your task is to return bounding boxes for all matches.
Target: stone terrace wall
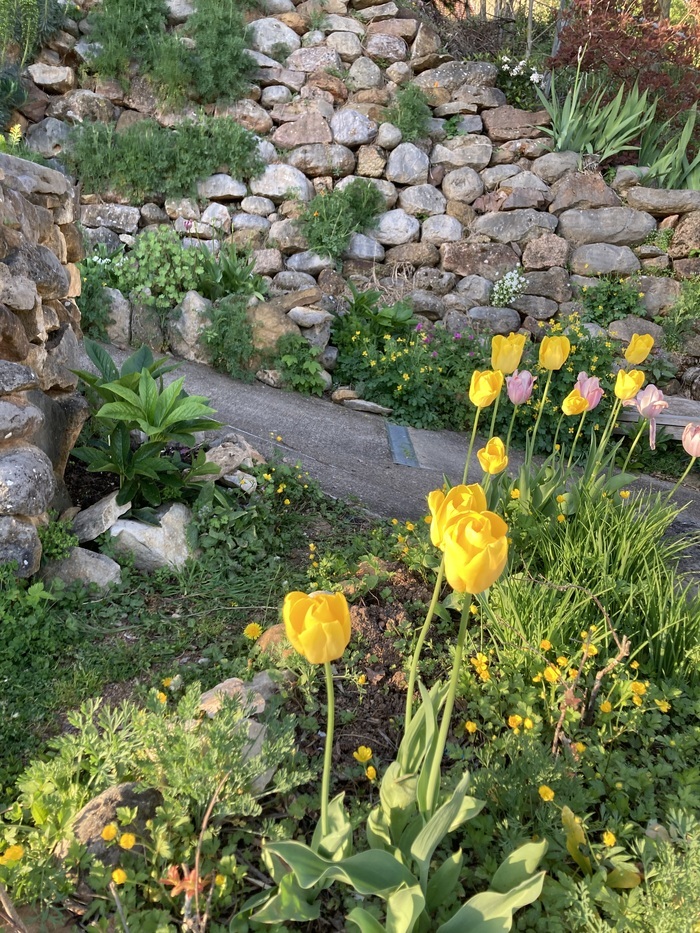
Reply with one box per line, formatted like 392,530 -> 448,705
0,154 -> 87,575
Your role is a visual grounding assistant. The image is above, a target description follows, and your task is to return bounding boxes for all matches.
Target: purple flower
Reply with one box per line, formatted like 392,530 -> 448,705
624,384 -> 668,450
454,332 -> 462,340
415,323 -> 423,332
575,372 -> 604,411
432,351 -> 438,358
506,369 -> 536,405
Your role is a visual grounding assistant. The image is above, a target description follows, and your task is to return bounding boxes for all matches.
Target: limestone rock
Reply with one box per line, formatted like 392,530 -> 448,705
467,305 -> 521,334
343,233 -> 385,261
531,150 -> 580,184
356,144 -> 387,177
0,515 -> 41,576
271,112 -> 333,148
557,208 -> 656,246
522,233 -> 569,271
248,17 -> 302,56
286,143 -> 356,177
371,209 -> 420,245
668,211 -> 700,259
253,248 -> 284,275
167,290 -> 212,363
3,243 -> 69,298
608,315 -> 664,345
0,361 -> 38,394
440,243 -> 520,280
197,175 -> 247,200
0,396 -> 43,442
472,208 -> 558,244
385,143 -> 429,185
109,502 -> 196,572
286,46 -> 342,73
441,166 -> 484,204
249,164 -> 314,202
482,105 -> 549,141
510,294 -> 557,320
637,277 -> 682,316
454,274 -> 492,306
365,33 -> 407,62
25,117 -> 71,158
523,267 -> 572,303
81,204 -> 140,234
626,188 -> 700,216
548,173 -> 620,215
27,63 -> 76,93
431,135 -> 492,171
422,214 -> 462,243
47,89 -> 114,124
204,433 -> 265,478
0,303 -> 31,362
0,265 -> 38,312
398,184 -> 446,216
41,547 -> 122,589
347,56 -> 383,91
331,109 -> 378,147
247,299 -> 301,352
0,445 -> 55,516
343,398 -> 393,414
103,287 -> 131,350
286,251 -> 335,274
72,491 -> 132,543
414,61 -> 497,92
570,243 -> 640,276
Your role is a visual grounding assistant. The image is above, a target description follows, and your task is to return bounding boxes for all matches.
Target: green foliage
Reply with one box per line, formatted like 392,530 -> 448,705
37,514 -> 78,564
76,244 -> 121,340
87,0 -> 169,80
197,243 -> 267,303
66,117 -> 263,201
494,55 -> 546,111
657,276 -> 700,351
536,65 -> 656,162
0,65 -> 25,129
579,277 -> 645,327
275,333 -> 327,396
638,104 -> 700,190
0,0 -> 62,68
109,226 -> 204,327
202,296 -> 256,381
386,85 -> 432,142
442,115 -> 464,139
186,0 -> 255,103
644,228 -> 674,252
298,179 -> 385,262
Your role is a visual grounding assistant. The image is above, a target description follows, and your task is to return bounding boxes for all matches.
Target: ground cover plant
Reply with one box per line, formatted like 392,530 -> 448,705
1,328 -> 699,930
298,179 -> 386,263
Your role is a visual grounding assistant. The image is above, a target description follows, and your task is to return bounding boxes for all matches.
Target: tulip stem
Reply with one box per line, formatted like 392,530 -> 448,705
425,600 -> 470,814
404,559 -> 445,732
551,412 -> 565,454
622,418 -> 647,473
462,408 -> 481,483
668,456 -> 697,501
593,398 -> 622,479
488,389 -> 502,441
321,661 -> 335,841
505,405 -> 518,457
529,370 -> 553,454
567,411 -> 587,469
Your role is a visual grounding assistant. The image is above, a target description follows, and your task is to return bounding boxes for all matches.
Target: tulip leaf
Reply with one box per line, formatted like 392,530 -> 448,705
386,883 -> 426,933
347,908 -> 385,933
266,841 -> 415,895
435,871 -> 547,933
312,792 -> 353,860
397,681 -> 446,775
250,872 -> 321,923
367,805 -> 393,851
490,840 -> 548,893
562,806 -> 592,876
380,761 -> 419,842
426,849 -> 464,913
411,773 -> 477,889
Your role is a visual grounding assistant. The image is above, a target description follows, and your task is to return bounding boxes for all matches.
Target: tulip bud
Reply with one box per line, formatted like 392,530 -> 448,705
539,335 -> 571,371
469,369 -> 504,409
575,372 -> 604,411
428,483 -> 487,548
630,385 -> 668,450
506,370 -> 535,405
614,369 -> 645,401
682,423 -> 700,459
624,333 -> 654,366
283,590 -> 351,664
561,387 -> 589,416
477,437 -> 508,475
491,333 -> 527,375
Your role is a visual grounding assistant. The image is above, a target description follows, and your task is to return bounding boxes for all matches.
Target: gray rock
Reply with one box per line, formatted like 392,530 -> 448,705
0,265 -> 38,312
286,251 -> 334,274
331,109 -> 378,147
82,225 -> 122,253
41,547 -> 122,589
326,31 -> 363,62
468,305 -> 521,334
355,1 -> 399,20
248,17 -> 302,56
164,197 -> 200,220
626,187 -> 700,215
0,515 -> 41,576
422,214 -> 462,243
398,184 -> 446,216
371,209 -> 420,245
261,84 -> 293,107
570,243 -> 640,276
103,287 -> 131,350
343,233 -> 385,261
241,196 -> 275,216
343,398 -> 393,414
408,289 -> 445,319
166,0 -> 194,22
510,294 -> 558,320
232,213 -> 271,233
522,233 -> 569,271
557,207 -> 656,246
386,61 -> 412,84
431,135 -> 492,171
473,208 -> 558,244
455,274 -> 493,306
47,89 -> 114,123
250,164 -> 314,202
167,290 -> 212,362
385,143 -> 430,185
481,166 -> 522,191
197,174 -> 247,200
271,271 -> 318,291
441,166 -> 484,203
109,502 -> 195,572
0,397 -> 43,441
414,268 -> 457,294
637,276 -> 682,316
0,361 -> 38,395
365,32 -> 407,62
201,202 -> 231,233
286,144 -> 356,177
25,117 -> 71,158
72,492 -> 132,543
3,243 -> 69,299
415,60 -> 497,91
81,204 -> 140,234
347,56 -> 383,91
27,63 -> 75,92
288,306 -> 334,326
531,151 -> 580,184
286,47 -> 342,73
377,122 -> 402,149
0,445 -> 55,516
608,314 -> 664,345
268,219 -> 307,254
441,242 -> 520,280
523,267 -> 572,303
140,203 -> 168,223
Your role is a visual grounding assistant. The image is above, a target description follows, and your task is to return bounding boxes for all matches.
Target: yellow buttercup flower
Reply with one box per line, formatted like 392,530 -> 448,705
630,681 -> 647,696
243,622 -> 263,640
523,717 -> 534,730
624,334 -> 654,365
538,785 -> 555,802
156,691 -> 167,704
539,335 -> 571,371
365,765 -> 377,780
112,868 -> 127,885
561,387 -> 589,416
442,509 -> 509,594
469,369 -> 504,408
119,833 -> 136,850
283,591 -> 351,664
465,720 -> 478,734
510,489 -> 521,499
508,714 -> 523,729
477,437 -> 508,475
215,873 -> 226,886
101,823 -> 118,842
600,700 -> 612,713
491,333 -> 527,374
619,490 -> 630,499
0,844 -> 24,864
543,665 -> 559,684
427,483 -> 487,549
540,639 -> 552,651
614,369 -> 645,401
353,745 -> 372,763
654,699 -> 671,713
602,830 -> 617,847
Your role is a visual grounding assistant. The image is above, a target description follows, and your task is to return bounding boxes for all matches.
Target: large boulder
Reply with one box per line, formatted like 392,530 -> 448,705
249,164 -> 314,202
0,445 -> 55,516
286,143 -> 356,177
569,243 -> 640,276
248,17 -> 302,56
557,208 -> 655,246
440,243 -> 520,280
626,188 -> 700,216
472,209 -> 558,244
385,143 -> 430,185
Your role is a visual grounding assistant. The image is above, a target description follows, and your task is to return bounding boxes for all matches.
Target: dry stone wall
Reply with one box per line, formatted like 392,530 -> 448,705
9,0 -> 700,381
0,155 -> 88,574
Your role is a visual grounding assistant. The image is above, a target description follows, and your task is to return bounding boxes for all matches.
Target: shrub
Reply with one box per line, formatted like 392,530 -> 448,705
298,179 -> 385,262
66,117 -> 263,200
188,0 -> 255,103
76,244 -> 121,340
202,296 -> 257,381
0,0 -> 63,68
579,277 -> 645,327
87,0 -> 169,80
385,84 -> 432,141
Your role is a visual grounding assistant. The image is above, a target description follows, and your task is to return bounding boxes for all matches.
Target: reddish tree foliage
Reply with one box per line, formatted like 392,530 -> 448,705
551,0 -> 700,123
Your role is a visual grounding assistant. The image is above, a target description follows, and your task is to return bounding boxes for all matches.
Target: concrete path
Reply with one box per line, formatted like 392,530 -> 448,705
79,345 -> 700,525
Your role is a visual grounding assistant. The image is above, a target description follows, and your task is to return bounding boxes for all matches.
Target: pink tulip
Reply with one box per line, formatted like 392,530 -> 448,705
574,372 -> 604,411
506,369 -> 535,405
682,423 -> 700,458
625,384 -> 668,450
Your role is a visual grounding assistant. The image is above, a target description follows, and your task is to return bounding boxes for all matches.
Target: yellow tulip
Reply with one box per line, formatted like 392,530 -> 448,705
491,333 -> 527,374
614,369 -> 645,401
283,590 -> 351,664
477,437 -> 508,475
561,387 -> 589,416
539,335 -> 571,371
428,483 -> 487,548
624,333 -> 654,365
442,509 -> 509,594
469,369 -> 504,408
